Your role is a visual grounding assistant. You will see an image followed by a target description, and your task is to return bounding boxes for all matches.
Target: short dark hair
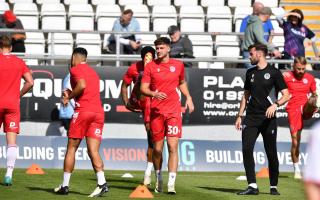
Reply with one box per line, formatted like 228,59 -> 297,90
248,43 -> 268,56
154,37 -> 170,46
141,46 -> 155,59
0,35 -> 12,48
72,47 -> 88,58
123,9 -> 133,15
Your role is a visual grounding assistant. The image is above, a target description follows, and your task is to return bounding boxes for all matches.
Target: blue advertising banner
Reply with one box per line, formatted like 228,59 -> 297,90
0,136 -> 307,172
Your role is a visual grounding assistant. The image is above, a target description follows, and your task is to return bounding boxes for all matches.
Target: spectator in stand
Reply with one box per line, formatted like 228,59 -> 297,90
240,2 -> 274,43
0,10 -> 26,53
107,9 -> 141,55
242,7 -> 281,69
276,9 -> 319,60
167,25 -> 194,68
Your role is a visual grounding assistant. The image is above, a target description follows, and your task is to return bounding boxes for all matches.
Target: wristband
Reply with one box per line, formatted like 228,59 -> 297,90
275,101 -> 280,107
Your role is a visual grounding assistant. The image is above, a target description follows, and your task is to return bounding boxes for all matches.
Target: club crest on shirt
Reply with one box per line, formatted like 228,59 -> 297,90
169,66 -> 176,72
303,78 -> 308,84
264,73 -> 270,80
250,74 -> 254,82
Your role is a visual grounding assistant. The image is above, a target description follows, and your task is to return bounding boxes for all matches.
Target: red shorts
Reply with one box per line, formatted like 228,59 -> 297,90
150,112 -> 182,142
68,111 -> 104,140
287,107 -> 303,134
0,108 -> 20,133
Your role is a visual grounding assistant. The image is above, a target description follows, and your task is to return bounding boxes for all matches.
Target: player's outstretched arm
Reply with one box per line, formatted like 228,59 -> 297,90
179,80 -> 194,114
20,71 -> 34,97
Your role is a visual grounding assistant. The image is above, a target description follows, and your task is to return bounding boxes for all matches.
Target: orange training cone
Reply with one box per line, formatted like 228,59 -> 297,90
129,185 -> 154,198
26,164 -> 45,174
256,167 -> 269,178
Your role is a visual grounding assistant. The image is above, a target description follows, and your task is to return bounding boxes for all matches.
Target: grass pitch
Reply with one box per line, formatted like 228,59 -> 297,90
0,169 -> 305,200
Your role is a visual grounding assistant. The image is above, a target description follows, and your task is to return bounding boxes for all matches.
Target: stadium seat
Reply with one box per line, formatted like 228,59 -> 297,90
96,4 -> 121,31
118,0 -> 143,6
272,35 -> 284,52
139,34 -> 157,47
13,3 -> 39,30
188,34 -> 213,68
227,0 -> 251,7
207,6 -> 232,32
152,5 -> 177,32
69,4 -> 94,31
215,35 -> 240,58
91,0 -> 116,5
201,0 -> 225,7
271,7 -> 285,20
9,0 -> 33,3
124,5 -> 150,32
147,0 -> 171,6
41,3 -> 66,30
24,59 -> 39,66
63,0 -> 88,5
174,0 -> 198,6
254,0 -> 278,8
179,6 -> 205,33
36,0 -> 60,4
188,34 -> 213,57
271,19 -> 283,34
0,2 -> 9,14
25,32 -> 45,55
76,33 -> 101,56
48,33 -> 73,56
234,7 -> 252,32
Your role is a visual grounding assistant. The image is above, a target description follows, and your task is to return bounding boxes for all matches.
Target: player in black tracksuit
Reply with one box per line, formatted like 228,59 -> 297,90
235,43 -> 290,195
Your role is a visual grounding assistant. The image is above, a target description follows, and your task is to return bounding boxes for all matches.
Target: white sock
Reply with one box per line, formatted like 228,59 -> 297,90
168,172 -> 176,186
155,170 -> 162,181
144,162 -> 153,176
6,145 -> 17,178
249,183 -> 258,189
270,186 -> 277,189
96,171 -> 106,186
62,172 -> 71,187
293,163 -> 300,172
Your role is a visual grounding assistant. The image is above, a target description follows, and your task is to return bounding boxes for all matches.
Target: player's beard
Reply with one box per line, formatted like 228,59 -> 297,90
295,72 -> 305,80
250,57 -> 258,65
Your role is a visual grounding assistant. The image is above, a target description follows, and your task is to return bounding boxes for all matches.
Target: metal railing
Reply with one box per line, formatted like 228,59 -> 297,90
1,28 -> 319,67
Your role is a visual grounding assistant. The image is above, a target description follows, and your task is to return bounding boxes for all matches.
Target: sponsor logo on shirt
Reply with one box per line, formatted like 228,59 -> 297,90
303,78 -> 308,84
170,66 -> 176,72
157,68 -> 160,72
264,73 -> 270,80
290,28 -> 306,37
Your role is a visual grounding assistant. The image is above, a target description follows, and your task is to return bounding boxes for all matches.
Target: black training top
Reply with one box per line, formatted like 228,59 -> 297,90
244,64 -> 287,123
